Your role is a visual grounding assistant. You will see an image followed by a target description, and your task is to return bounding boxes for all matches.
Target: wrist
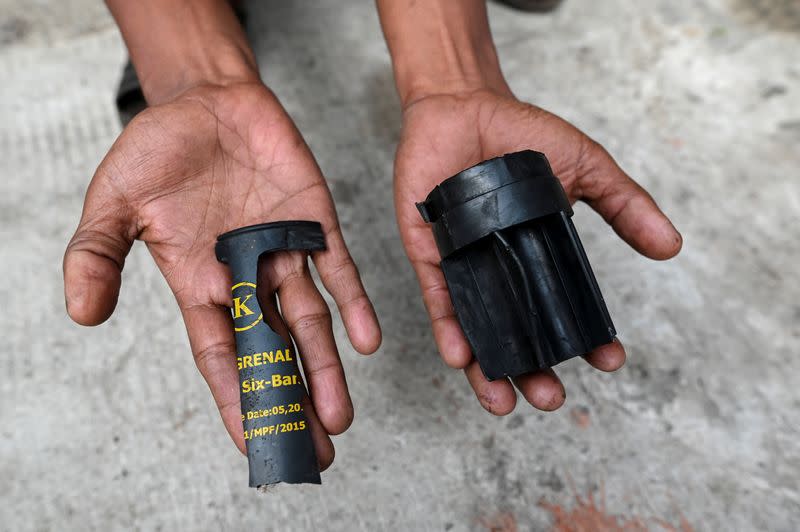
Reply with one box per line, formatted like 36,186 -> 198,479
377,0 -> 512,109
395,50 -> 511,110
106,0 -> 260,106
139,39 -> 260,105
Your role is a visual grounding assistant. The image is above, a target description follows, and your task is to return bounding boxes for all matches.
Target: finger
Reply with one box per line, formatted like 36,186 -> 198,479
311,226 -> 382,355
578,142 -> 682,260
183,302 -> 337,467
252,286 -> 336,470
300,392 -> 335,471
268,253 -> 354,436
583,338 -> 626,372
250,288 -> 336,469
412,260 -> 473,369
181,302 -> 245,454
513,369 -> 566,411
63,174 -> 136,325
465,360 -> 517,415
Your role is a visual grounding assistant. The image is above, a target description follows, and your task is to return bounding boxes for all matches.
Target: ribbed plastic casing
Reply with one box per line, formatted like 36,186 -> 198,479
417,151 -> 616,380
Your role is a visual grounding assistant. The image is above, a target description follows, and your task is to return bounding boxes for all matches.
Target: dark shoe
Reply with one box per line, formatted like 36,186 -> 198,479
495,0 -> 564,12
115,60 -> 146,127
114,5 -> 248,126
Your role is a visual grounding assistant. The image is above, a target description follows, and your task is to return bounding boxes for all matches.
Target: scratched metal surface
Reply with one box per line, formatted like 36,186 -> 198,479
1,0 -> 798,530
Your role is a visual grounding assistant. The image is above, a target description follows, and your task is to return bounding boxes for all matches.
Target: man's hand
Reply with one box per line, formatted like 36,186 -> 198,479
378,0 -> 681,415
394,88 -> 681,415
63,82 -> 382,467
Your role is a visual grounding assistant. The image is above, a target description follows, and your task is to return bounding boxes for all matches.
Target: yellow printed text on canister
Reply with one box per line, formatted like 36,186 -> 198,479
231,282 -> 263,332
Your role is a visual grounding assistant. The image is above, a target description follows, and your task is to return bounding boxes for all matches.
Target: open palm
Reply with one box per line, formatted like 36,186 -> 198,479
394,89 -> 681,414
64,82 -> 381,467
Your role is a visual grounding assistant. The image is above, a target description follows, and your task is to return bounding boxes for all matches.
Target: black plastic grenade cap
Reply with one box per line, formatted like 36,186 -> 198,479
417,151 -> 616,380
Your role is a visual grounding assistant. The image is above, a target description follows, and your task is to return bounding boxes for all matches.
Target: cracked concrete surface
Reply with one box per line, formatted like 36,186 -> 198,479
1,0 -> 798,530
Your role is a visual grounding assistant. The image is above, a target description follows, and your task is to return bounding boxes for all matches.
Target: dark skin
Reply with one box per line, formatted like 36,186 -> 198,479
64,0 -> 681,467
64,82 -> 381,465
382,0 -> 681,413
394,89 -> 681,413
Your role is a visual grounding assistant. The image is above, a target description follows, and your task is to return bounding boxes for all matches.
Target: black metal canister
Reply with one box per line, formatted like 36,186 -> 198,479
215,221 -> 325,487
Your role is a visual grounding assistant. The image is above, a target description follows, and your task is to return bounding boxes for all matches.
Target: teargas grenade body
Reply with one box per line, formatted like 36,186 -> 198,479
215,221 -> 325,487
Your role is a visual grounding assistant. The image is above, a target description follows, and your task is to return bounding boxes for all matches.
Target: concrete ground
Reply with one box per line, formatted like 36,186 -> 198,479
1,0 -> 798,530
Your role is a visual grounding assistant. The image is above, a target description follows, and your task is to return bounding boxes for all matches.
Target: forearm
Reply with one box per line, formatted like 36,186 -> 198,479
106,0 -> 259,105
376,0 -> 511,107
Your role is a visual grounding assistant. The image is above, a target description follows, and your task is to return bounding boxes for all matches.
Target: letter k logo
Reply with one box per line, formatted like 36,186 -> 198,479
230,282 -> 263,332
233,294 -> 255,319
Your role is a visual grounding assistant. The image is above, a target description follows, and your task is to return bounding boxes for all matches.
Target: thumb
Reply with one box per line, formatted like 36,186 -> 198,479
577,141 -> 683,260
64,173 -> 137,326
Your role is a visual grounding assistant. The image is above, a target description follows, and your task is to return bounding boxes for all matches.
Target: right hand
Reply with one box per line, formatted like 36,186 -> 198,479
393,88 -> 681,415
63,81 -> 382,469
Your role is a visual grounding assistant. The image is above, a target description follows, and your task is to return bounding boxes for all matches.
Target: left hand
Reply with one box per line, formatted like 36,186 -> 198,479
64,82 -> 381,464
393,88 -> 682,415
